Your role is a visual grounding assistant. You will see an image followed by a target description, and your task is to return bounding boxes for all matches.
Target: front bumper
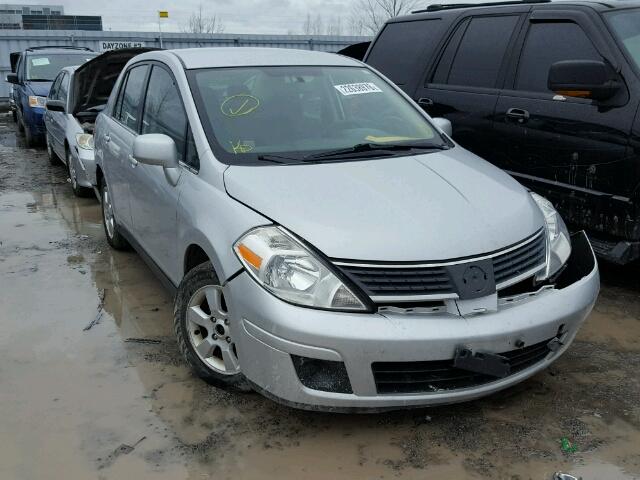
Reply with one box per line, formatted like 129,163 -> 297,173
224,232 -> 599,411
75,146 -> 96,188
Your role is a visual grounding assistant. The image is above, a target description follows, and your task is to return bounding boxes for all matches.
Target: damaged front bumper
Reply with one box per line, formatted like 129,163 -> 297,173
224,232 -> 599,411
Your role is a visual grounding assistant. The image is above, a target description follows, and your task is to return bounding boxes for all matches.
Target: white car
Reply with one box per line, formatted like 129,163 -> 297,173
44,48 -> 153,197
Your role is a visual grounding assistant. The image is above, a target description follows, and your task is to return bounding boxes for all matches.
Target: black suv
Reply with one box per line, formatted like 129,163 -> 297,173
363,0 -> 640,264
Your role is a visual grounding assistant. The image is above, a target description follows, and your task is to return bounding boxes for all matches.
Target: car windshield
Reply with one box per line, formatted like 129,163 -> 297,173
189,66 -> 446,164
26,53 -> 97,81
606,9 -> 640,69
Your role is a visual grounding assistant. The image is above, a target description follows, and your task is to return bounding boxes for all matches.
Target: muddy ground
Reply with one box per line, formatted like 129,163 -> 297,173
0,112 -> 639,480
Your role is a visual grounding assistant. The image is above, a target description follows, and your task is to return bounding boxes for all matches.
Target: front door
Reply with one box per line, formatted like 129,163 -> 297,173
413,11 -> 526,161
494,12 -> 638,239
129,64 -> 187,281
102,64 -> 150,230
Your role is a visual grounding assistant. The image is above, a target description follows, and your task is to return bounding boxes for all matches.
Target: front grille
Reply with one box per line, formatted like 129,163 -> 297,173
335,230 -> 546,302
337,266 -> 453,297
493,230 -> 546,285
372,338 -> 552,394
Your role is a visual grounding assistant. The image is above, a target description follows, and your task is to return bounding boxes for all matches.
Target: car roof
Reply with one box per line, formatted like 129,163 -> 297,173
26,49 -> 96,55
160,47 -> 362,70
391,0 -> 640,22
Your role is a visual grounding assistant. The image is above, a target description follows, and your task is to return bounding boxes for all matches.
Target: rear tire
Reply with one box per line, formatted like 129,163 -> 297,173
174,261 -> 251,392
68,150 -> 92,197
101,177 -> 129,250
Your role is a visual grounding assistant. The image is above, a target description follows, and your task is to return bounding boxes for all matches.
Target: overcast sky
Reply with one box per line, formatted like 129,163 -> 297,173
19,0 -> 371,34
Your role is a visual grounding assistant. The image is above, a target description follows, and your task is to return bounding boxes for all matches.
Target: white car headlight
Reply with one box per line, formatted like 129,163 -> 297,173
76,133 -> 94,150
531,192 -> 572,279
234,226 -> 368,311
28,95 -> 46,108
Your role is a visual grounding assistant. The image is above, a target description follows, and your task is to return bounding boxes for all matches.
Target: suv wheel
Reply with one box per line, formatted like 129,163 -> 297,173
101,178 -> 129,250
68,151 -> 92,197
175,262 -> 251,391
46,135 -> 60,165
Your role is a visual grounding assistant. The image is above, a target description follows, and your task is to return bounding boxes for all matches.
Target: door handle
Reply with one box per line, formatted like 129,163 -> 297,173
506,108 -> 530,124
418,97 -> 434,107
103,133 -> 110,143
128,154 -> 138,167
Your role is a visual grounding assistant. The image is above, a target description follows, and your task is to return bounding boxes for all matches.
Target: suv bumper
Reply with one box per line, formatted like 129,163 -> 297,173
224,232 -> 599,411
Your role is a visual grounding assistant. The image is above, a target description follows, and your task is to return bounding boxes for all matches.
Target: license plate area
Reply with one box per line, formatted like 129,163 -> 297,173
453,347 -> 511,378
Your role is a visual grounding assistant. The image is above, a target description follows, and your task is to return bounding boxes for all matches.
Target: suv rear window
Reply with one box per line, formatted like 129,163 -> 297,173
434,15 -> 519,89
366,19 -> 445,85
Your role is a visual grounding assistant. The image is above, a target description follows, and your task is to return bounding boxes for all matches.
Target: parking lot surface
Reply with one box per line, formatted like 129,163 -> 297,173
0,112 -> 639,479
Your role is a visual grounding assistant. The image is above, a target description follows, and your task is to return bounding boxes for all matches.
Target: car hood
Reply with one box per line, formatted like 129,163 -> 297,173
26,81 -> 52,97
70,47 -> 159,115
224,148 -> 545,262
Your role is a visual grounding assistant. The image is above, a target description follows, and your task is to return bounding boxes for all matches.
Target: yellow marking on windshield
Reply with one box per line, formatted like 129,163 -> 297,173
221,94 -> 260,117
230,140 -> 254,154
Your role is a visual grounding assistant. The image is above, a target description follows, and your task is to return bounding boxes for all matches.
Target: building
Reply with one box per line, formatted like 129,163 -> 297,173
0,4 -> 103,31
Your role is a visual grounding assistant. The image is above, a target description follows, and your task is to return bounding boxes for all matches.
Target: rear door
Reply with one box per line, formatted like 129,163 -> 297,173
494,9 -> 638,238
101,63 -> 150,231
413,10 -> 526,161
129,64 -> 189,280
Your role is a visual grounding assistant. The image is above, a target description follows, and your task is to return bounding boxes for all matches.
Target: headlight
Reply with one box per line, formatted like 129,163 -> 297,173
234,226 -> 368,311
28,96 -> 46,108
76,133 -> 94,150
531,193 -> 572,279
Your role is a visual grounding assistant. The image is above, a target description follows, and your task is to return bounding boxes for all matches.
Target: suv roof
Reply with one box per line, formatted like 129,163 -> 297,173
393,0 -> 640,21
25,46 -> 94,54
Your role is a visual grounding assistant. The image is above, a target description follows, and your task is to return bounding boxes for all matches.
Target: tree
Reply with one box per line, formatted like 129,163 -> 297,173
351,0 -> 420,35
183,4 -> 225,34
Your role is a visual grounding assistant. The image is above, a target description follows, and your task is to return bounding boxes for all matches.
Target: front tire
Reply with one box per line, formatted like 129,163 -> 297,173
12,110 -> 17,123
46,135 -> 60,165
174,262 -> 250,391
101,177 -> 129,250
68,151 -> 92,197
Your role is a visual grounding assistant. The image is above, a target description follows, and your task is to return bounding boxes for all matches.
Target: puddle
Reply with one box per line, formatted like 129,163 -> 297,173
0,114 -> 639,479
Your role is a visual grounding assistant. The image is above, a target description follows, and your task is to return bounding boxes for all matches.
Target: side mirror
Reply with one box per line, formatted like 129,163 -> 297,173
6,73 -> 18,85
46,99 -> 66,113
433,117 -> 453,137
548,60 -> 621,101
133,134 -> 179,169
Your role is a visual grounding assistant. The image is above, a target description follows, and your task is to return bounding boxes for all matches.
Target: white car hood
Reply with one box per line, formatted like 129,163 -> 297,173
224,148 -> 545,262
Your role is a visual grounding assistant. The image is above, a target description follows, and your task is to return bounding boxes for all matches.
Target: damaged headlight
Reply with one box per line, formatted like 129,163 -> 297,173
76,133 -> 94,150
531,193 -> 572,279
234,226 -> 368,311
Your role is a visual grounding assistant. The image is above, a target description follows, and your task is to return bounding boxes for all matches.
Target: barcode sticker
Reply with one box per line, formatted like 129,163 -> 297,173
334,82 -> 383,96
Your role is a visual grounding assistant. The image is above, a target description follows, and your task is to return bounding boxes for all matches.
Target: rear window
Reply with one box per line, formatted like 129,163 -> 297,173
366,19 -> 445,85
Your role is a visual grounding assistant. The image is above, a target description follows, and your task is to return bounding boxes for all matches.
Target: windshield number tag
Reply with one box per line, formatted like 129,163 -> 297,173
31,58 -> 50,66
334,83 -> 382,96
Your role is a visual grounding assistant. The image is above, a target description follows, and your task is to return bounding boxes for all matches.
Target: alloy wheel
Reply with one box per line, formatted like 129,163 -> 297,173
68,152 -> 78,190
102,183 -> 115,239
186,285 -> 240,375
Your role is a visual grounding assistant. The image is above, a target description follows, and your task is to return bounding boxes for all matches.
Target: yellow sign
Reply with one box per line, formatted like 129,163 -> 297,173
159,11 -> 169,18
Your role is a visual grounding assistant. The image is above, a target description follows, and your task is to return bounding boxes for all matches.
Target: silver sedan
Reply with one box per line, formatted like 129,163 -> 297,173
94,47 -> 599,411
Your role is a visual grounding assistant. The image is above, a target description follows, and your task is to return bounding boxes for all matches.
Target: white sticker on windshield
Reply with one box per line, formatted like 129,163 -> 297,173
334,82 -> 382,96
31,57 -> 50,66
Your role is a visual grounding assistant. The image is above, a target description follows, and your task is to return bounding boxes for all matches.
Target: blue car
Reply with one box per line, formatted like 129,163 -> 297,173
7,46 -> 98,147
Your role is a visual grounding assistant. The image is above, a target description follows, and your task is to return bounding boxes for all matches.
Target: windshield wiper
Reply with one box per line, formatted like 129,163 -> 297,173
304,142 -> 450,161
256,154 -> 299,164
